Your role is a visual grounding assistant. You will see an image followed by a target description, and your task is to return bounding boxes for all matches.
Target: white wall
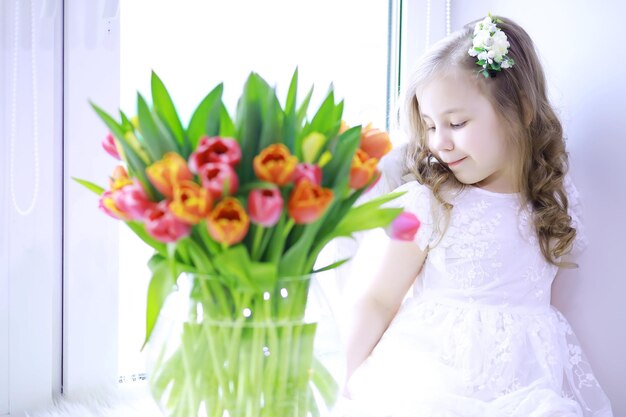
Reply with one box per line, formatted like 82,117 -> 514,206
63,0 -> 121,397
1,0 -> 9,409
0,0 -> 63,414
406,0 -> 626,414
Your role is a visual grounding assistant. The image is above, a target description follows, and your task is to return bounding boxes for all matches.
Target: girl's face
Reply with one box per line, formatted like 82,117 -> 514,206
417,69 -> 518,193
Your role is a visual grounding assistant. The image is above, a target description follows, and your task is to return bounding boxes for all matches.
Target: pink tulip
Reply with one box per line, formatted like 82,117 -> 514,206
189,136 -> 242,173
99,190 -> 131,221
144,201 -> 191,243
292,163 -> 322,186
198,162 -> 239,200
248,188 -> 283,227
102,133 -> 121,160
387,212 -> 421,242
114,180 -> 155,221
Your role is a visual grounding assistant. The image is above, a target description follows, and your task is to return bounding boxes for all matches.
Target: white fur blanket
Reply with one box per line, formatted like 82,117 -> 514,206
27,384 -> 164,417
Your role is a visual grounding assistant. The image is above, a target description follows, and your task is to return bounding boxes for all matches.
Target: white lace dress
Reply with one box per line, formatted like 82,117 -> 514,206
342,167 -> 613,417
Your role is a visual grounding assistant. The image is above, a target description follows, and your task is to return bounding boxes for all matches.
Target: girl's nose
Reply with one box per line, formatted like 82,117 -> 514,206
430,128 -> 454,152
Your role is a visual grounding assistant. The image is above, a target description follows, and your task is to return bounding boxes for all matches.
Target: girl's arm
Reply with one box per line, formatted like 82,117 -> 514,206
344,238 -> 428,386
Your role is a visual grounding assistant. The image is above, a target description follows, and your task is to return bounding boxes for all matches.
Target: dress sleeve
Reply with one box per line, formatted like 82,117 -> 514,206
384,181 -> 435,252
563,172 -> 588,256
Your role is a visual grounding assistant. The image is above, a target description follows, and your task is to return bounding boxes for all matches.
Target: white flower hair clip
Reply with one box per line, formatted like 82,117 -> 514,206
468,13 -> 515,78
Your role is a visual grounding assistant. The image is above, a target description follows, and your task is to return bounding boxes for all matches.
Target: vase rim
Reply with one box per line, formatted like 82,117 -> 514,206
183,272 -> 316,282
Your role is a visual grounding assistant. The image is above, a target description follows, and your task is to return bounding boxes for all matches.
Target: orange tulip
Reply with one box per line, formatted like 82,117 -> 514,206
207,197 -> 250,245
253,144 -> 298,186
338,120 -> 350,135
169,181 -> 213,225
287,179 -> 334,224
109,165 -> 133,191
349,149 -> 379,189
146,152 -> 193,198
360,123 -> 392,159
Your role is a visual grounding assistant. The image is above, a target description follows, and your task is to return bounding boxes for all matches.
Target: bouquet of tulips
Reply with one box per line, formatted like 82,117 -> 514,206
76,70 -> 419,417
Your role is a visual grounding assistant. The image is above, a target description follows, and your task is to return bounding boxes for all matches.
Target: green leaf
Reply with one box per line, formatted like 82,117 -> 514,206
311,357 -> 339,409
305,90 -> 337,139
90,101 -> 125,139
185,238 -> 215,273
119,110 -> 134,132
312,257 -> 351,273
187,83 -> 224,149
213,245 -> 255,290
137,93 -> 167,161
335,207 -> 402,237
142,257 -> 176,349
137,93 -> 180,159
90,102 -> 157,199
333,191 -> 406,236
296,84 -> 314,126
283,70 -> 301,153
218,103 -> 236,137
72,177 -> 104,195
151,71 -> 187,152
279,219 -> 324,276
194,222 -> 221,255
285,67 -> 298,116
235,73 -> 269,183
249,261 -> 277,292
258,86 -> 284,152
321,125 -> 360,189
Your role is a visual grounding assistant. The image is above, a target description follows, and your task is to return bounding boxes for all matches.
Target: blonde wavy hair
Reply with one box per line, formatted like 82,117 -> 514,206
401,15 -> 577,268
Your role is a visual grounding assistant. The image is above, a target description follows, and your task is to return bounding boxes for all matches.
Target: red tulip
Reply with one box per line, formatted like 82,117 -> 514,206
292,163 -> 322,186
198,162 -> 239,200
114,180 -> 156,221
102,133 -> 121,160
145,201 -> 192,243
207,198 -> 250,245
387,212 -> 421,242
189,136 -> 242,173
248,188 -> 283,227
287,179 -> 334,225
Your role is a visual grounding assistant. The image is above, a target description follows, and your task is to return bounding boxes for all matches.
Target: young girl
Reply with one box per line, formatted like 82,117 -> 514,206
340,15 -> 613,417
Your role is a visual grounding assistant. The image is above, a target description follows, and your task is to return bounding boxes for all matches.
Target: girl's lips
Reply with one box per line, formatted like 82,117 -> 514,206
448,157 -> 466,167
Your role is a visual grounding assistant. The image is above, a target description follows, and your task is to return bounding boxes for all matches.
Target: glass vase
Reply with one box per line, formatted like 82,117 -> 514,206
145,272 -> 343,417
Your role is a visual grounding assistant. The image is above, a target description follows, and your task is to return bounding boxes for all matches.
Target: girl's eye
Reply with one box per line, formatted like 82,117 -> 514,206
451,121 -> 467,128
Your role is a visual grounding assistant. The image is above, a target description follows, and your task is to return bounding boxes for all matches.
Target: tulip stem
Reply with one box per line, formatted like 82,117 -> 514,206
283,219 -> 295,240
251,224 -> 265,261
